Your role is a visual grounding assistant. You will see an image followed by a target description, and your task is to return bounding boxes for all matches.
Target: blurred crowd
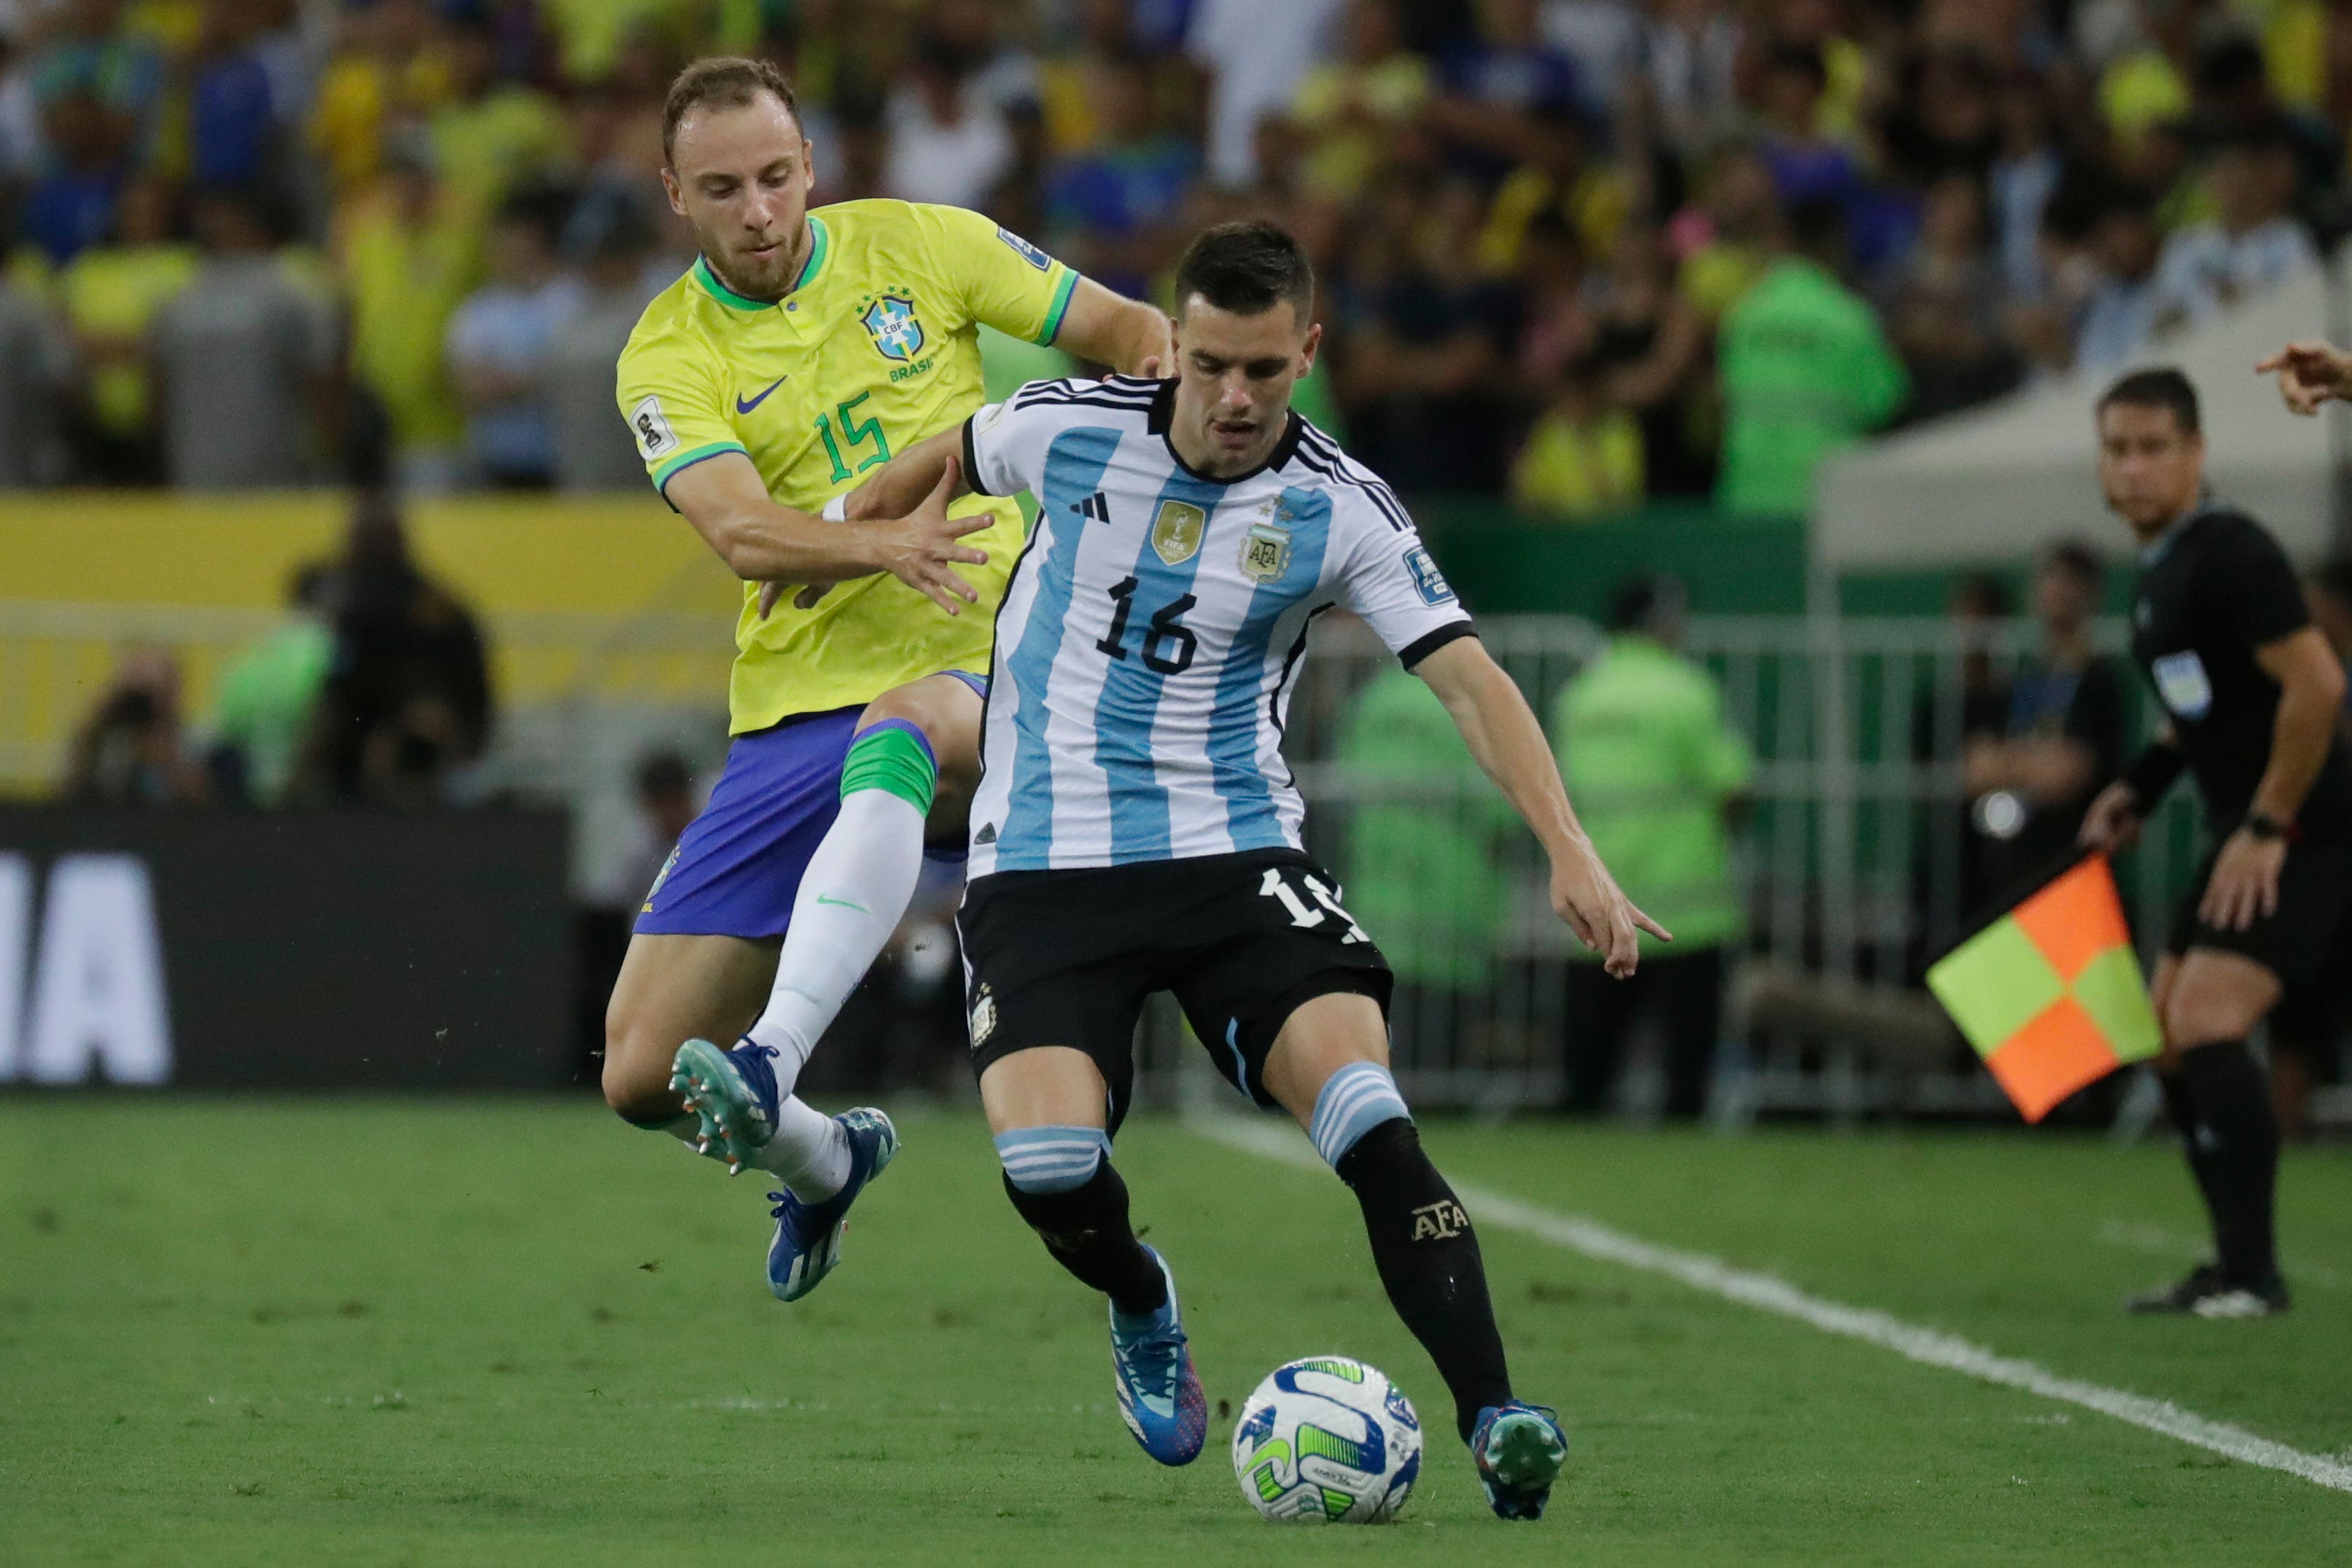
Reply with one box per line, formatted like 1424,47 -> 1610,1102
0,0 -> 2342,513
67,488 -> 492,806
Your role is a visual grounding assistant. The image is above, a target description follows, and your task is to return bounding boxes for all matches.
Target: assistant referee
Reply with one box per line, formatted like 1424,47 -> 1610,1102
2079,368 -> 2352,1317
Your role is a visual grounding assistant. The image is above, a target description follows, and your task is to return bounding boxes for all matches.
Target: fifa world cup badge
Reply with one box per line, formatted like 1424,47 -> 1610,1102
1152,500 -> 1207,565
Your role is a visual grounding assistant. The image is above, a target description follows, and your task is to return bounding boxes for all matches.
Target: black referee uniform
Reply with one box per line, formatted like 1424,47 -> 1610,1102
2126,499 -> 2352,1311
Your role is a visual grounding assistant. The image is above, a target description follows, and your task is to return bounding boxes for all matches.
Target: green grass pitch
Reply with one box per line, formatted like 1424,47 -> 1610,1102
3,1099 -> 2348,1565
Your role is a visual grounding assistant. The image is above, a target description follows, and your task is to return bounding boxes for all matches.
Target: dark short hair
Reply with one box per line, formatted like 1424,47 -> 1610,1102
636,749 -> 693,800
663,57 -> 799,166
2096,366 -> 2200,434
1786,196 -> 1846,262
1608,574 -> 1686,633
1171,221 -> 1315,323
2311,555 -> 2352,605
2041,539 -> 2102,593
1765,41 -> 1828,90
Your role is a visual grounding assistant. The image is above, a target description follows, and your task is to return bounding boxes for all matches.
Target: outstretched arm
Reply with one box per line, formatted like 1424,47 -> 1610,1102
1413,636 -> 1669,977
842,422 -> 973,523
671,448 -> 989,617
2256,340 -> 2352,416
760,424 -> 981,617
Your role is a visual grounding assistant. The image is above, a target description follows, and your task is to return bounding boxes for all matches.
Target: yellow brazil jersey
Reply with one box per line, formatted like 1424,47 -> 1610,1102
616,199 -> 1079,734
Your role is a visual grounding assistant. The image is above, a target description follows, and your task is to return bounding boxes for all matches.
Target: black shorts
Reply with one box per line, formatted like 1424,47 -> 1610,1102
957,848 -> 1393,1128
2165,828 -> 2352,986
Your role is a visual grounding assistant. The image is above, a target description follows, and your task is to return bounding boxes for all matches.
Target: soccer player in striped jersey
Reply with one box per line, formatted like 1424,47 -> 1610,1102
741,221 -> 1663,1518
599,58 -> 1167,1303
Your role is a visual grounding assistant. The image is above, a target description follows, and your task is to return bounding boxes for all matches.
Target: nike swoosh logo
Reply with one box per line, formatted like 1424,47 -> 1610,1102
814,894 -> 868,913
736,375 -> 787,414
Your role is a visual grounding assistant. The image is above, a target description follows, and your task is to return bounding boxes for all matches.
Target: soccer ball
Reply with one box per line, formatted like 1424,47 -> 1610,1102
1231,1356 -> 1423,1524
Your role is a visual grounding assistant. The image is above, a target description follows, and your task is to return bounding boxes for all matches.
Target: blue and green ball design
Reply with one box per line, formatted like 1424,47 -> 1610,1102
1231,1356 -> 1424,1524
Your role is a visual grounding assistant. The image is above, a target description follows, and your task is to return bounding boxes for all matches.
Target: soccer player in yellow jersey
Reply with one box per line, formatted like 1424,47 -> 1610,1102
601,58 -> 1169,1300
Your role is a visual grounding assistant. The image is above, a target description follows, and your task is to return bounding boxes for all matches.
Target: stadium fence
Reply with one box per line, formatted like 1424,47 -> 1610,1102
0,601 -> 2229,1120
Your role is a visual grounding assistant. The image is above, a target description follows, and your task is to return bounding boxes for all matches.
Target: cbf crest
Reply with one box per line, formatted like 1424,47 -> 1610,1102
1152,500 -> 1207,565
859,292 -> 925,362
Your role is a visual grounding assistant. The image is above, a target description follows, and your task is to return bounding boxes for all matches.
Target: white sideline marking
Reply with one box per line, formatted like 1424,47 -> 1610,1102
1189,1114 -> 2352,1496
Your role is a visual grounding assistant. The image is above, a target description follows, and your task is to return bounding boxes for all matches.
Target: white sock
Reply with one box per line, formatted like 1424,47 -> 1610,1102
744,784 -> 930,1093
751,1094 -> 852,1199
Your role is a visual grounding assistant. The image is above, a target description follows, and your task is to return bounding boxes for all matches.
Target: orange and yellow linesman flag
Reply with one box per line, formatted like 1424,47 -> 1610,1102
1925,854 -> 2162,1123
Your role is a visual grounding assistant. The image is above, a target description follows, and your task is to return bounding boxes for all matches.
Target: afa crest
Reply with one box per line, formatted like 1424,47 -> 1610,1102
860,293 -> 926,362
1152,500 -> 1207,566
1239,521 -> 1290,582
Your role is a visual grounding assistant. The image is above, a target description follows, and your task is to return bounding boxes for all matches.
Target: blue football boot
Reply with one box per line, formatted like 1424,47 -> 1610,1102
1109,1245 -> 1207,1466
765,1107 -> 897,1301
669,1037 -> 780,1175
1471,1402 -> 1569,1519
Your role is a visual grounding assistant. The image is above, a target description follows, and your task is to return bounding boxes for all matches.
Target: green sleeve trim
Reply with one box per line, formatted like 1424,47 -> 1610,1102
840,722 -> 938,814
653,440 -> 748,493
1032,267 -> 1080,346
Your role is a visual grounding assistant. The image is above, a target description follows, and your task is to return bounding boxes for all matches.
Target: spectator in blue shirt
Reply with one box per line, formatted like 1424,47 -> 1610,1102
1042,52 -> 1194,301
187,0 -> 281,190
23,90 -> 129,265
1425,0 -> 1584,187
446,195 -> 583,488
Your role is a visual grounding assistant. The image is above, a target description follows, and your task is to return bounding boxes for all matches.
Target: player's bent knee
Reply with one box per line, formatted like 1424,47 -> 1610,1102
993,1125 -> 1111,1193
840,716 -> 940,816
1309,1061 -> 1411,1170
599,1002 -> 679,1122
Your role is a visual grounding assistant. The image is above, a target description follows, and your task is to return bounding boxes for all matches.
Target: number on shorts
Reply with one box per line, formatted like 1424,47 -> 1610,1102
1258,868 -> 1367,944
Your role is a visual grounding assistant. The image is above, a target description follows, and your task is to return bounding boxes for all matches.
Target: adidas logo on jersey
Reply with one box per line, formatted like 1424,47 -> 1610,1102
1076,491 -> 1111,525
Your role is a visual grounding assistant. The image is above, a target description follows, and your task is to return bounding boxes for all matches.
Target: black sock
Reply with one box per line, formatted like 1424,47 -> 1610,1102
2177,1042 -> 2281,1285
1002,1162 -> 1167,1318
2156,1069 -> 2221,1217
1334,1118 -> 1513,1443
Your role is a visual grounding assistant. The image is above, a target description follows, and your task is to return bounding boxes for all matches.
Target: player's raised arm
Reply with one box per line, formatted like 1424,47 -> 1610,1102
1413,636 -> 1670,978
919,204 -> 1170,377
668,447 -> 990,615
1052,276 -> 1173,377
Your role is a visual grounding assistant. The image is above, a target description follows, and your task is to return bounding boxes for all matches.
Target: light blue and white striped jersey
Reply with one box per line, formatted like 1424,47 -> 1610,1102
960,374 -> 1474,878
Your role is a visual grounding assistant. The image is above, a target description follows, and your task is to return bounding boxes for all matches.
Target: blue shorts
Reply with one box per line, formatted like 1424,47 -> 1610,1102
634,671 -> 986,940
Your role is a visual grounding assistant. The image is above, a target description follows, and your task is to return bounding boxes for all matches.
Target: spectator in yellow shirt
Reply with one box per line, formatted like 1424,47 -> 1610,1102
335,131 -> 478,488
1290,0 -> 1430,203
1511,355 -> 1645,519
429,17 -> 571,223
308,0 -> 452,196
60,176 -> 195,479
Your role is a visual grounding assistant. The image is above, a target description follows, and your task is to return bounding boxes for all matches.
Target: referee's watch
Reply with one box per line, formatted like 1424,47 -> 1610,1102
2243,810 -> 2289,841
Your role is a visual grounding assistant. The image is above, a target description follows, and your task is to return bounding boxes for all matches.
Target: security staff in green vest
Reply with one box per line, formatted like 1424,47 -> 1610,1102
1551,577 -> 1753,1117
1716,198 -> 1907,517
1336,659 -> 1515,1062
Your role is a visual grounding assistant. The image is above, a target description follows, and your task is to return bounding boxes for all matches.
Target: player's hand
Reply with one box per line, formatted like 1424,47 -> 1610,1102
2255,340 -> 2352,416
2078,781 -> 2143,853
876,455 -> 991,615
2199,826 -> 2286,932
1549,838 -> 1670,980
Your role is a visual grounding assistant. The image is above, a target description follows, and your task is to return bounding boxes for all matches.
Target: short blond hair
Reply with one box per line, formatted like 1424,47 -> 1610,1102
662,58 -> 798,167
